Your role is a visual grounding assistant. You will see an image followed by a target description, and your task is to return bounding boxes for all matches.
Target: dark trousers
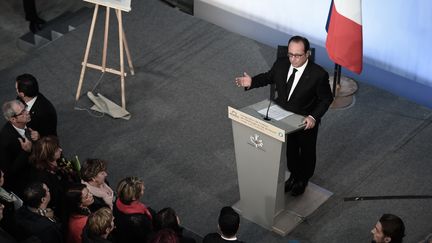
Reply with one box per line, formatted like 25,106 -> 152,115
23,0 -> 38,22
286,124 -> 319,181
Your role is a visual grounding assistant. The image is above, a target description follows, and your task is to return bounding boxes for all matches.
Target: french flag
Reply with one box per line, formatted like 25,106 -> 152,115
326,0 -> 363,74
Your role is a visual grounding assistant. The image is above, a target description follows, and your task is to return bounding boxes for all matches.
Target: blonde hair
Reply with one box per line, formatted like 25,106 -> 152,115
87,207 -> 114,236
117,176 -> 144,204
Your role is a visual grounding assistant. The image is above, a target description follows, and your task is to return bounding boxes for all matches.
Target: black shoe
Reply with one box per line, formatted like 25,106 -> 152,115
291,180 -> 308,196
29,21 -> 43,33
284,176 -> 296,192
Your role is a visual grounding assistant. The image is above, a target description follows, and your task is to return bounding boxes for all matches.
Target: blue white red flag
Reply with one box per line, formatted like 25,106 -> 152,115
326,0 -> 363,74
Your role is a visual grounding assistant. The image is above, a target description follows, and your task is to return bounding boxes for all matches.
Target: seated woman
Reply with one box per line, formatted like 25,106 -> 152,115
113,177 -> 155,243
154,207 -> 196,243
28,136 -> 79,217
64,183 -> 94,243
80,159 -> 114,210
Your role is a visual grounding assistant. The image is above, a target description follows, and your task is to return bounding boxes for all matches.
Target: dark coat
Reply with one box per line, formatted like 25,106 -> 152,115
203,233 -> 244,243
0,122 -> 30,195
14,206 -> 63,243
250,58 -> 333,121
112,200 -> 154,243
81,226 -> 112,243
26,93 -> 57,137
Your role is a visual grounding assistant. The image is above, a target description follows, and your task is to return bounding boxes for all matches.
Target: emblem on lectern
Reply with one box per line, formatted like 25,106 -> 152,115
249,134 -> 263,149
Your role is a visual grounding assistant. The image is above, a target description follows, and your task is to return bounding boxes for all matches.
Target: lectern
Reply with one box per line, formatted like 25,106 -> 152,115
228,100 -> 332,236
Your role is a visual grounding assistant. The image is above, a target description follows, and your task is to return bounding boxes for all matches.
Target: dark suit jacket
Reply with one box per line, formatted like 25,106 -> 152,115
26,93 -> 57,137
250,58 -> 333,121
203,233 -> 244,243
0,122 -> 30,194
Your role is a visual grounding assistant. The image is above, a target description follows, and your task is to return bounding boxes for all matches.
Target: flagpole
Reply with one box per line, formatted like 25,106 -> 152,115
332,63 -> 341,97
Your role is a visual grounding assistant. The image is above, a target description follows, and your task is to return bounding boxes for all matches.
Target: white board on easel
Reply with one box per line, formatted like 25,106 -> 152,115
84,0 -> 131,12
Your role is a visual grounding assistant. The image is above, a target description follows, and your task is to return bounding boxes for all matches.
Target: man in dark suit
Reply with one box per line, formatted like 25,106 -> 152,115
0,100 -> 40,195
16,74 -> 57,137
22,0 -> 46,33
203,206 -> 244,243
235,35 -> 333,196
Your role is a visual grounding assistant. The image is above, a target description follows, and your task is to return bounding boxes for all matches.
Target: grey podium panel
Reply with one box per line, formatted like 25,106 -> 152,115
231,100 -> 333,236
232,121 -> 286,229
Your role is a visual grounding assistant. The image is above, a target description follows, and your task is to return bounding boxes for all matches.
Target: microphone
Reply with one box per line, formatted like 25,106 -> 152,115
263,83 -> 276,121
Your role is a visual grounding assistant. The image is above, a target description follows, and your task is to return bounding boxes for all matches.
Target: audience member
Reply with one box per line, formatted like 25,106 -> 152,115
203,206 -> 244,243
113,176 -> 155,243
0,100 -> 39,195
82,207 -> 115,243
14,182 -> 63,243
0,202 -> 17,243
81,159 -> 114,210
64,184 -> 94,243
16,74 -> 57,137
28,136 -> 78,217
0,169 -> 23,238
371,214 -> 405,243
150,229 -> 180,243
154,207 -> 196,243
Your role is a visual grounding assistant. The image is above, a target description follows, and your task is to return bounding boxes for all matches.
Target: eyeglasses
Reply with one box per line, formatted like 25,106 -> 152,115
288,53 -> 306,59
13,108 -> 27,117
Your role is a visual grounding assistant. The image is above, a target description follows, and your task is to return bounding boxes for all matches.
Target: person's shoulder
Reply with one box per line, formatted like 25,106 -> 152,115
203,232 -> 221,242
307,61 -> 327,73
0,122 -> 14,135
35,93 -> 56,109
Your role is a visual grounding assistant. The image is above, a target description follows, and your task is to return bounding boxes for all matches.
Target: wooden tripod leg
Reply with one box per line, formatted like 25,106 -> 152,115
76,4 -> 99,101
115,10 -> 134,75
117,9 -> 126,109
102,7 -> 110,71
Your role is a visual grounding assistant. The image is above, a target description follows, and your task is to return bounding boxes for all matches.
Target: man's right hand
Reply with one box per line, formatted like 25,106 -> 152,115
235,72 -> 252,88
18,137 -> 32,152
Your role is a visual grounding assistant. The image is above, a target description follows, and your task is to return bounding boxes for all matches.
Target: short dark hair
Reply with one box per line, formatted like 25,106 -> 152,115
23,182 -> 47,208
154,207 -> 180,233
16,73 -> 39,97
288,35 -> 310,53
64,183 -> 91,216
379,214 -> 405,243
218,206 -> 240,238
81,159 -> 108,182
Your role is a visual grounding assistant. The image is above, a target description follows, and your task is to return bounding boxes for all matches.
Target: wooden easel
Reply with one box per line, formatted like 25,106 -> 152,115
75,3 -> 134,109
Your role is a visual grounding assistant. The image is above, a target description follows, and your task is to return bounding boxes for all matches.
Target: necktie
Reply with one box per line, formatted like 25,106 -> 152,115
24,127 -> 32,141
286,68 -> 298,100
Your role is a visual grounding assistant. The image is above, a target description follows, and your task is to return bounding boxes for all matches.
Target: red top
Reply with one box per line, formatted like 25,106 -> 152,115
66,214 -> 88,243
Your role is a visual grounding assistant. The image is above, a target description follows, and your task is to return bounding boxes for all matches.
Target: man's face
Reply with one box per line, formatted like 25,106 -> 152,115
371,222 -> 390,243
42,183 -> 51,204
288,41 -> 309,68
10,102 -> 31,126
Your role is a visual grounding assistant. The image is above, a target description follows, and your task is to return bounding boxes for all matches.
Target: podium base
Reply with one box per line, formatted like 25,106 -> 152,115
233,181 -> 333,236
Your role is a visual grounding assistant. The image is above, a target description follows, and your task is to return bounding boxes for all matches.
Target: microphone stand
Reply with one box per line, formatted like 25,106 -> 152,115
263,84 -> 276,121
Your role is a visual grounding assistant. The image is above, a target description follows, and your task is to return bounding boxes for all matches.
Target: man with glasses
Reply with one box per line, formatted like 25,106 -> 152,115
0,100 -> 40,196
235,35 -> 333,196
